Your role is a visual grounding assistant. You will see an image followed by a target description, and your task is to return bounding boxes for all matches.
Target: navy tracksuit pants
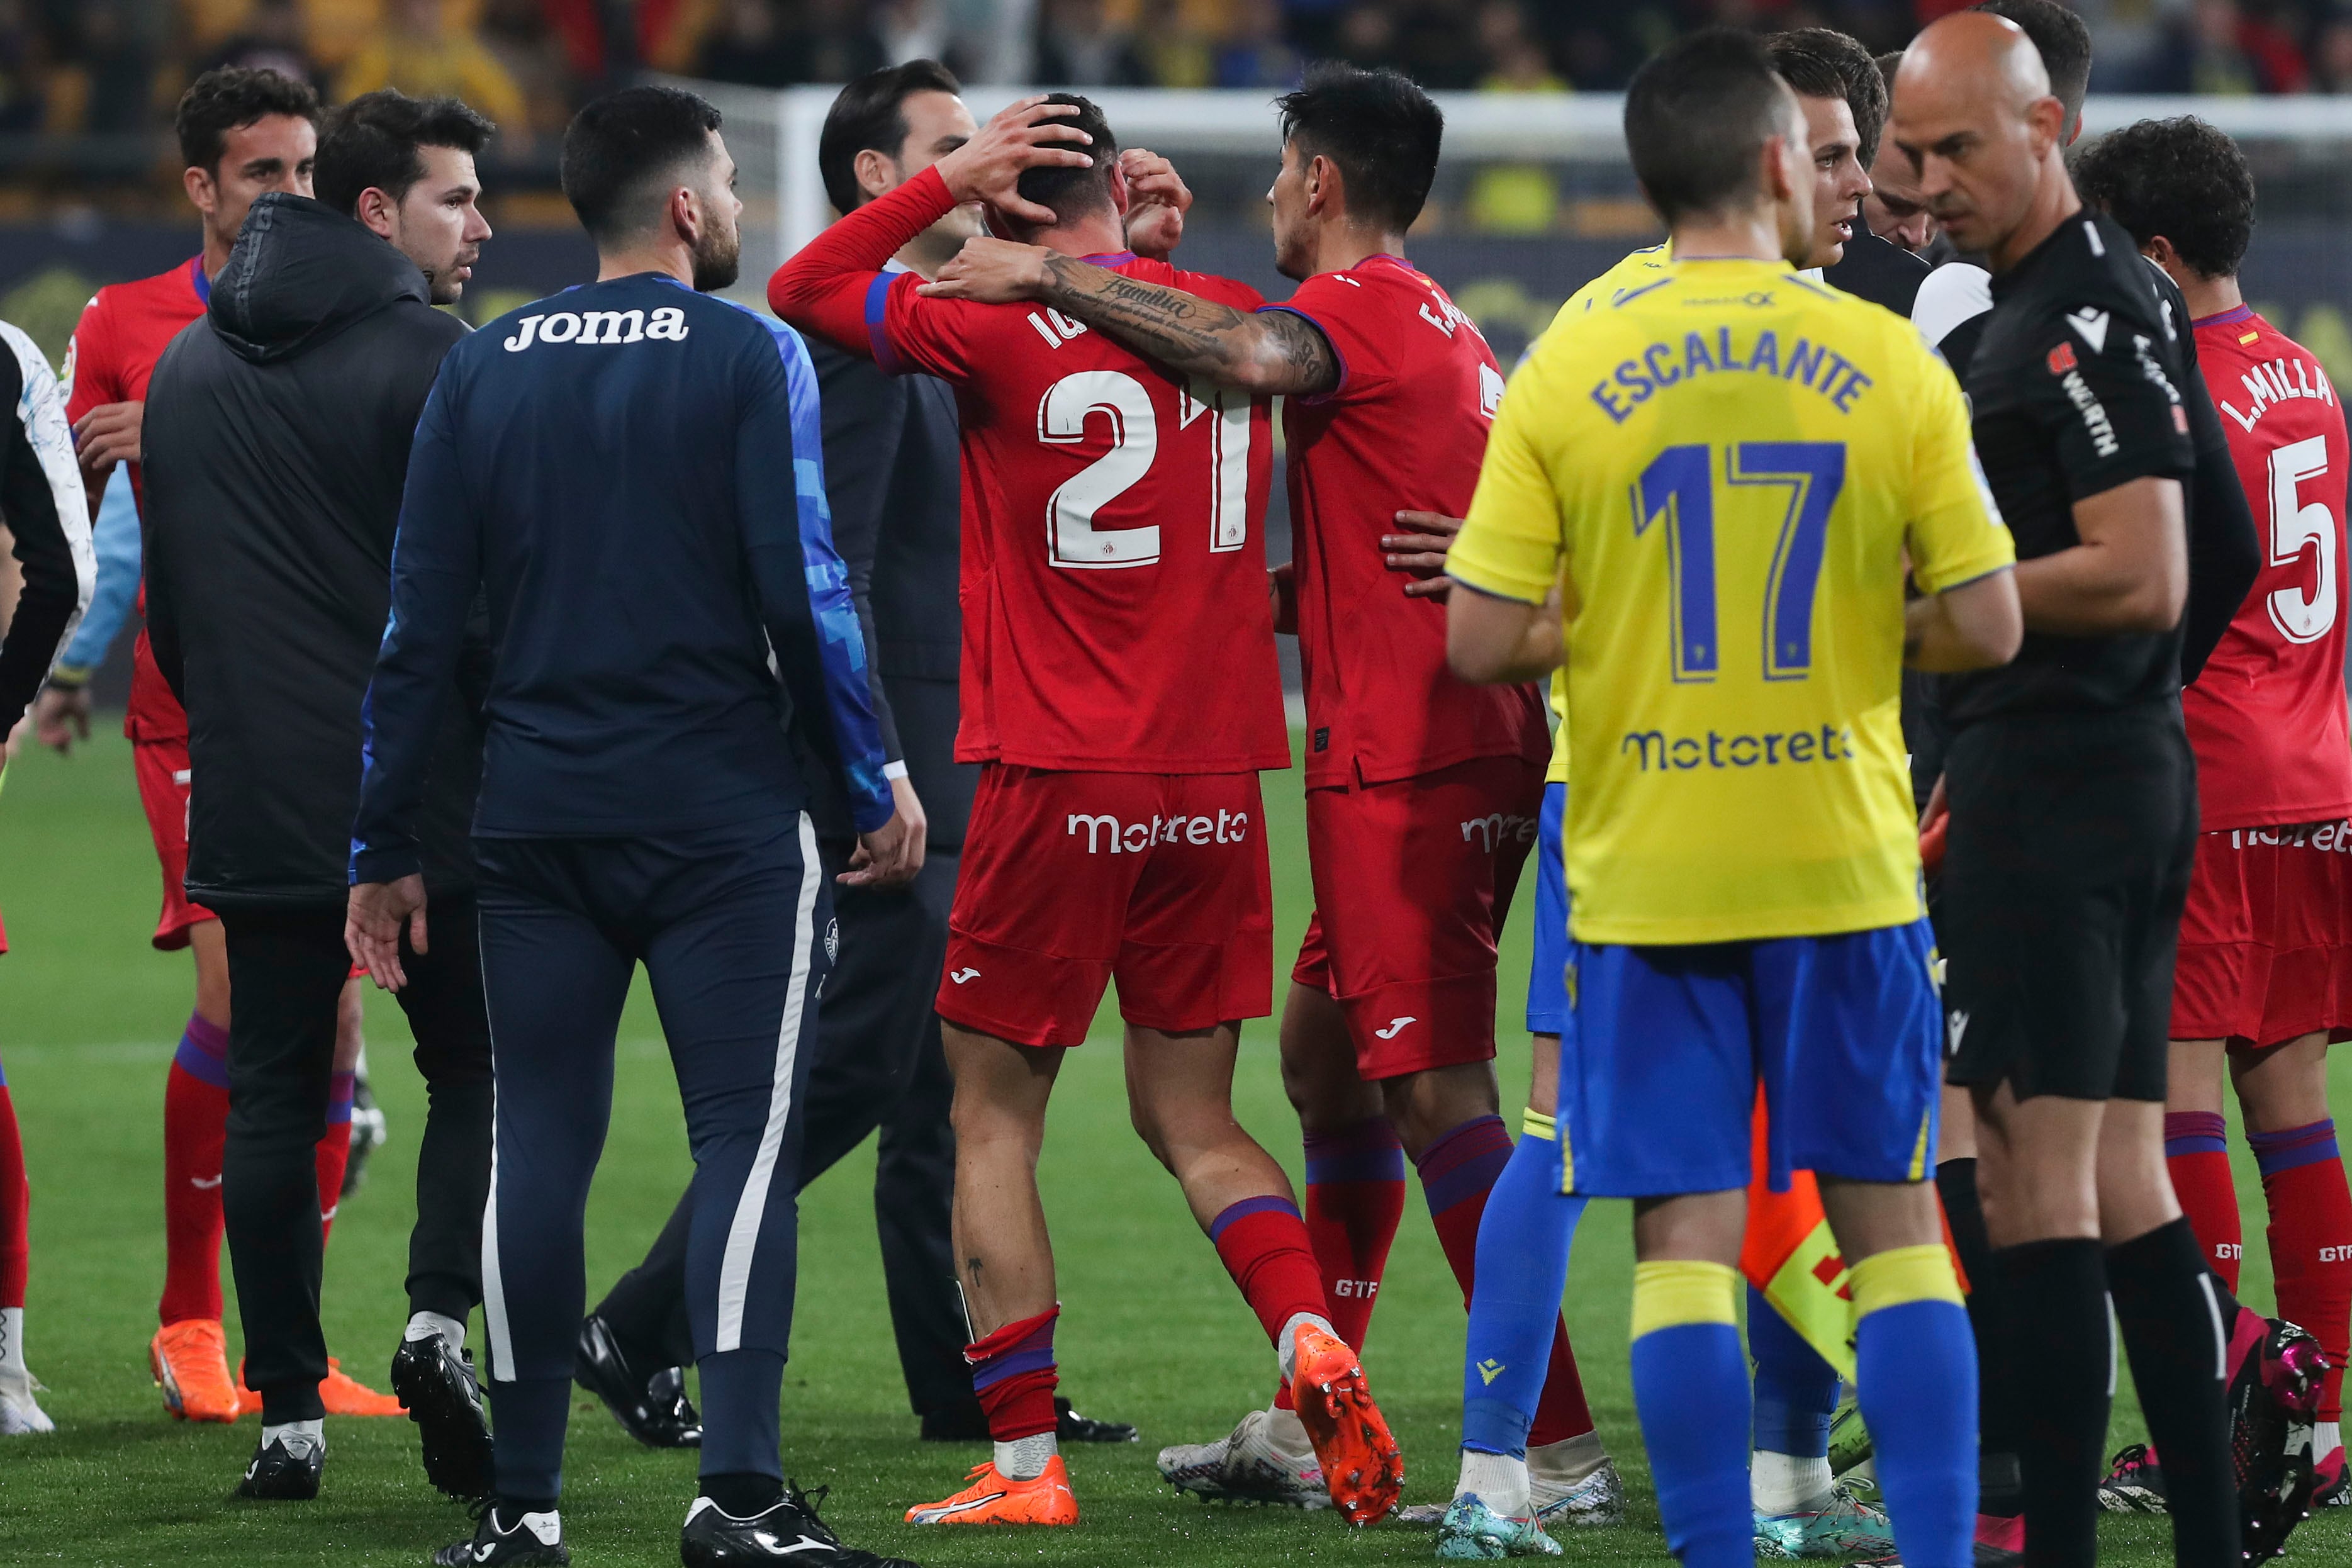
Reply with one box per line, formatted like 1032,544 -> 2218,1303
473,814 -> 831,1501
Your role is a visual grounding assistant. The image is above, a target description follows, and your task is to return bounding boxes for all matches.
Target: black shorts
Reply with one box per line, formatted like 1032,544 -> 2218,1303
1940,708 -> 2197,1102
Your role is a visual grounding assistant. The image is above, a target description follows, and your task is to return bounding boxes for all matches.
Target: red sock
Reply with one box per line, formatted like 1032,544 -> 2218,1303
966,1306 -> 1058,1442
2164,1111 -> 2243,1291
315,1072 -> 355,1241
160,1014 -> 230,1326
1211,1194 -> 1328,1357
1274,1119 -> 1407,1411
1417,1114 -> 1596,1445
0,1078 -> 28,1309
2251,1119 -> 2351,1422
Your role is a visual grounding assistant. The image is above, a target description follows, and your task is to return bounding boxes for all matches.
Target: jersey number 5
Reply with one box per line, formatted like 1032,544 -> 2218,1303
1039,370 -> 1251,569
1633,441 -> 1845,682
2265,435 -> 2338,645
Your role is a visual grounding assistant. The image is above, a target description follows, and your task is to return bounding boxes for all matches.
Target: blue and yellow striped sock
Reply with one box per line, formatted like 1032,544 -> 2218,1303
1629,1259 -> 1750,1568
1852,1245 -> 1977,1568
1460,1111 -> 1588,1458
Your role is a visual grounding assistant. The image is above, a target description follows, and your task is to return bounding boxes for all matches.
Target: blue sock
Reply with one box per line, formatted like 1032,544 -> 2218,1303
1462,1116 -> 1588,1457
698,1347 -> 786,1482
1630,1261 -> 1752,1568
1749,1281 -> 1839,1458
491,1375 -> 573,1503
1852,1246 -> 1978,1568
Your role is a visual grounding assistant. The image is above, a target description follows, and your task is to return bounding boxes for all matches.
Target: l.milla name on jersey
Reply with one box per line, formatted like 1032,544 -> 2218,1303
1586,323 -> 1877,425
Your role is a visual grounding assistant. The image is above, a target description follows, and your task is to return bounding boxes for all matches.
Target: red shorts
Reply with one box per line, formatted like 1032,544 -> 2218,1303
938,764 -> 1274,1048
2171,821 -> 2352,1048
1293,753 -> 1544,1079
132,735 -> 215,951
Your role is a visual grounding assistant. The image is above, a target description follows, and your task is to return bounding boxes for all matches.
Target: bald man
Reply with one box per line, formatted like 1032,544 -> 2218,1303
1890,16 -> 2240,1568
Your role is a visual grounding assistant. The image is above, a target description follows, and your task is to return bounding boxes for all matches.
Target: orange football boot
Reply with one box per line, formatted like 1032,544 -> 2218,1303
905,1455 -> 1080,1525
150,1319 -> 244,1423
233,1356 -> 406,1417
1289,1323 -> 1404,1524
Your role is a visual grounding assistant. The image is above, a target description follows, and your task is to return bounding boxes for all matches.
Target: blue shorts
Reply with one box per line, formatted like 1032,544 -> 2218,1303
1555,919 -> 1942,1198
1525,782 -> 1570,1036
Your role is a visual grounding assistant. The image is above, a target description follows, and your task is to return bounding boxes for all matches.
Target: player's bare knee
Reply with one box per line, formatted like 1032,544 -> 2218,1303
1380,1060 -> 1500,1158
2229,1030 -> 2333,1133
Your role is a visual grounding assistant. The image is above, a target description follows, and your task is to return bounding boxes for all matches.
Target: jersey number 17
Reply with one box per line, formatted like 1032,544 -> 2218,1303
1633,441 -> 1846,683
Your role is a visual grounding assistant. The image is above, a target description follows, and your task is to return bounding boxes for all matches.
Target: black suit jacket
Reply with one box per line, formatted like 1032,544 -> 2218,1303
803,329 -> 975,848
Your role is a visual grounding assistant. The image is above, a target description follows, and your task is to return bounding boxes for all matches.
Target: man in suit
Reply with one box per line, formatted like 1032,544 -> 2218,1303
574,60 -> 1131,1447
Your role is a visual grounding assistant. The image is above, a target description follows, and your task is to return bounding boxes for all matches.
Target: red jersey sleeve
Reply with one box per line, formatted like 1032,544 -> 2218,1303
875,271 -> 986,382
1258,268 -> 1397,405
768,166 -> 972,371
62,290 -> 118,424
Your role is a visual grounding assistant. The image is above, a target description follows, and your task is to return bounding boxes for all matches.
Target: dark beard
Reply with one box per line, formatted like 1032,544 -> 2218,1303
691,225 -> 741,293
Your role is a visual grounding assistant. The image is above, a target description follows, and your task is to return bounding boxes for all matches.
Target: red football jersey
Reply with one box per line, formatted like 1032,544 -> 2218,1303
1266,256 -> 1547,789
873,254 -> 1289,775
2184,306 -> 2352,831
63,256 -> 209,744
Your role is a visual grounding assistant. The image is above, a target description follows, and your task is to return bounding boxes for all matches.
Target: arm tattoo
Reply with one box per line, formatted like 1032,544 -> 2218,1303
1036,254 -> 1339,396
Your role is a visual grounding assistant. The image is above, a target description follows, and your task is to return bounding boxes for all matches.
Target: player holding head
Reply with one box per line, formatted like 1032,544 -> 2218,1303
771,94 -> 1405,1529
912,65 -> 1623,1537
40,66 -> 403,1427
2076,114 -> 2352,1509
1449,27 -> 2022,1568
1893,15 -> 2260,1566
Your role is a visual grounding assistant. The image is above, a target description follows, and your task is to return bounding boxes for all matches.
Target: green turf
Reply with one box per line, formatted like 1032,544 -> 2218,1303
0,729 -> 2338,1565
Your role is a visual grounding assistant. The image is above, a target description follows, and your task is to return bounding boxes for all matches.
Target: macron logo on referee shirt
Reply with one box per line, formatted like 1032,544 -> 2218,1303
503,306 -> 690,350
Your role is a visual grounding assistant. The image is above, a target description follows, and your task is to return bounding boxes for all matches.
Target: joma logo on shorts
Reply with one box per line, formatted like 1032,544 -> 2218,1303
1460,814 -> 1538,852
1066,811 -> 1250,853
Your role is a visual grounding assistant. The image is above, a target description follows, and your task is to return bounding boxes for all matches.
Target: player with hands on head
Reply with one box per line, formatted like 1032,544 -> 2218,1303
773,87 -> 1409,1531
919,65 -> 1620,1538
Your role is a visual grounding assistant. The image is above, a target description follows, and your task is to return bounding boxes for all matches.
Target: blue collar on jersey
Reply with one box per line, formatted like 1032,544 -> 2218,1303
189,254 -> 211,305
2192,302 -> 2256,330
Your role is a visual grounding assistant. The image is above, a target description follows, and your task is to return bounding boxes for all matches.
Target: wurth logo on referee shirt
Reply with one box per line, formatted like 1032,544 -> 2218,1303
1066,810 -> 1250,853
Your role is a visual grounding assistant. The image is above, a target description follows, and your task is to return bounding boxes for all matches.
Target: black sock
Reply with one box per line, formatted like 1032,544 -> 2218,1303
700,1470 -> 784,1518
1940,1156 -> 2023,1517
1996,1238 -> 2109,1568
2108,1218 -> 2241,1568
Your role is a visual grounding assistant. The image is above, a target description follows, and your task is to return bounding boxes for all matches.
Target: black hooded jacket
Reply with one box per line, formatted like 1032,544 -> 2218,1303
142,193 -> 481,909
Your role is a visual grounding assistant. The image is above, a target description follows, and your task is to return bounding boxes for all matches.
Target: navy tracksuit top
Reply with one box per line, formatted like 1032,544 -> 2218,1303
351,272 -> 892,883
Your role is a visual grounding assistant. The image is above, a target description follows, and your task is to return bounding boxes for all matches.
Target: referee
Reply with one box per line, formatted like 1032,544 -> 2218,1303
347,86 -> 917,1568
1893,18 -> 2237,1568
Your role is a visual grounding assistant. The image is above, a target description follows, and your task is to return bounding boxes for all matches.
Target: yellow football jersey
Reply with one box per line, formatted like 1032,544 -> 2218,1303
1537,245 -> 1672,788
1450,257 -> 2013,945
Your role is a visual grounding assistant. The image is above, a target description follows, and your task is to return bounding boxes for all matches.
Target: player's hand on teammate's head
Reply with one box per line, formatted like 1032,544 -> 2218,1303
935,96 -> 1093,228
1382,511 -> 1465,599
1121,148 -> 1190,259
346,873 -> 428,993
70,399 -> 143,474
31,685 -> 87,754
919,237 -> 1055,304
842,778 -> 926,891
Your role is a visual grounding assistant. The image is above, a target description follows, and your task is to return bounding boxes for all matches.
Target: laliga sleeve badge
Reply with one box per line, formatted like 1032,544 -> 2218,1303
2046,341 -> 2078,376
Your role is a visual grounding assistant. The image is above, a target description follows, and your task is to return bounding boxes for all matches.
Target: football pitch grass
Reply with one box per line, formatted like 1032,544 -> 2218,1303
0,731 -> 2339,1566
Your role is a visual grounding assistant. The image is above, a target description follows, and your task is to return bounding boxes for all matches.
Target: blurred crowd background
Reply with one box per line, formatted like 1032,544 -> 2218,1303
10,0 -> 2352,189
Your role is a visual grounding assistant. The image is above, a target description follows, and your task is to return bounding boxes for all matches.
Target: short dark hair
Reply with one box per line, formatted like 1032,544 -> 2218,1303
175,66 -> 319,175
1626,29 -> 1796,227
1765,27 -> 1886,168
315,90 -> 494,218
1975,0 -> 2092,128
1012,91 -> 1117,228
562,86 -> 725,244
818,60 -> 963,216
1275,63 -> 1445,233
2073,116 -> 2254,281
1874,50 -> 1903,98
